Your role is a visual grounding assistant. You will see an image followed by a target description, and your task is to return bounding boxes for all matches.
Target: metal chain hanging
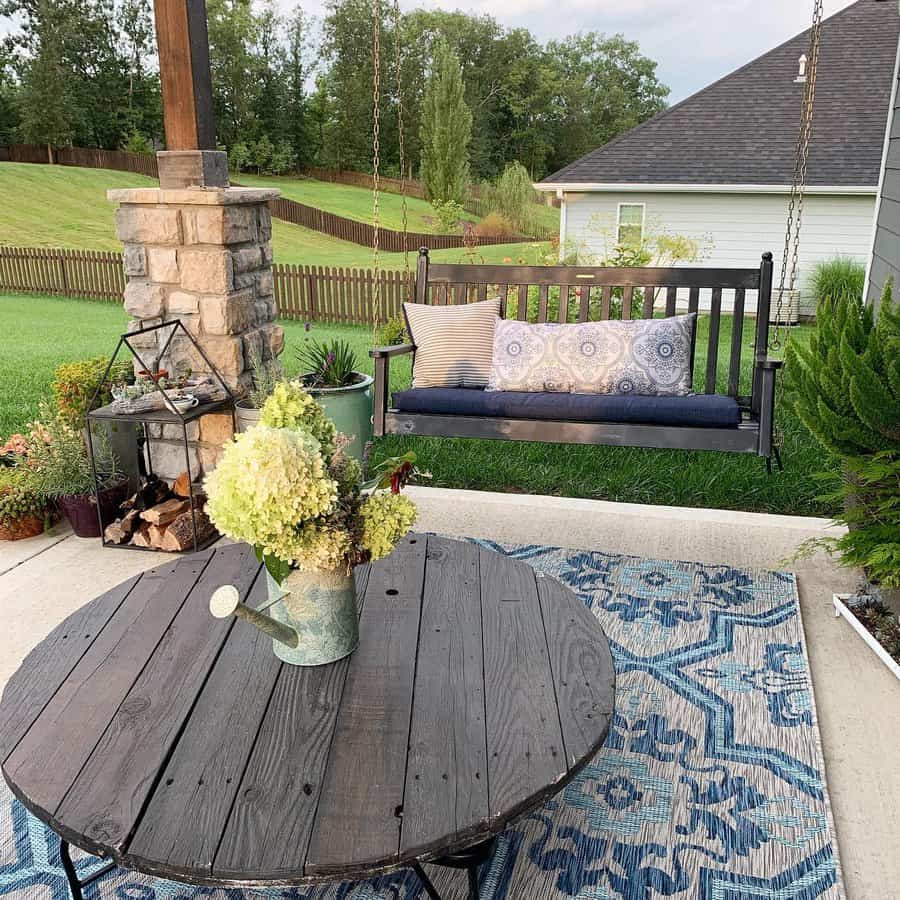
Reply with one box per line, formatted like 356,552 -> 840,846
392,0 -> 411,296
771,0 -> 824,350
371,0 -> 383,349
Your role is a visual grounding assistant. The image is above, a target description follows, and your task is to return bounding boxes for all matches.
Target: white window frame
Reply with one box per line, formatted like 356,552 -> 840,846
616,202 -> 646,245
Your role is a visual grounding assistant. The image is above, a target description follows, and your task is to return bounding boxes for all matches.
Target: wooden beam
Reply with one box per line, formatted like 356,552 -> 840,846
153,0 -> 216,151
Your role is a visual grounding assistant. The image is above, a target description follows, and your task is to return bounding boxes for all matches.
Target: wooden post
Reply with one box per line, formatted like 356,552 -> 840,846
152,0 -> 228,188
153,0 -> 215,150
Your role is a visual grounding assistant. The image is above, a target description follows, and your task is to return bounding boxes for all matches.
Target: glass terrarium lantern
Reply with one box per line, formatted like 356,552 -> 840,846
86,320 -> 236,553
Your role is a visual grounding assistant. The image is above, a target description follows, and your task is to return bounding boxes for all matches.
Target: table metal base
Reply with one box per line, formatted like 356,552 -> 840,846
412,837 -> 497,900
58,835 -> 498,900
60,841 -> 116,900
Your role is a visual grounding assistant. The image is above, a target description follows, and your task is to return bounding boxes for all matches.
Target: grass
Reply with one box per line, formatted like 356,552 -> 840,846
0,292 -> 838,517
0,162 -> 550,269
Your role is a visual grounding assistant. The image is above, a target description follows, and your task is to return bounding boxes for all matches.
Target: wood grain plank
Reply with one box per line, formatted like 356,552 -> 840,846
212,566 -> 372,881
536,575 -> 615,768
400,538 -> 489,858
125,565 -> 279,878
0,574 -> 141,763
305,535 -> 427,876
2,553 -> 213,829
54,545 -> 258,854
705,287 -> 723,393
479,549 -> 568,821
728,288 -> 746,398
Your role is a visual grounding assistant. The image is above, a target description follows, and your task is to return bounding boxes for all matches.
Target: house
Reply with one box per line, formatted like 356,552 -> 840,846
536,0 -> 900,316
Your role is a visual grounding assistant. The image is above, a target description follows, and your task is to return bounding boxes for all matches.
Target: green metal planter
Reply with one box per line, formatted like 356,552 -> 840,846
303,374 -> 374,463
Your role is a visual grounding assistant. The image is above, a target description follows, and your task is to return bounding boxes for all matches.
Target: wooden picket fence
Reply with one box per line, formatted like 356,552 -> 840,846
274,264 -> 410,322
0,144 -> 159,178
0,245 -> 409,324
269,195 -> 534,252
0,246 -> 126,301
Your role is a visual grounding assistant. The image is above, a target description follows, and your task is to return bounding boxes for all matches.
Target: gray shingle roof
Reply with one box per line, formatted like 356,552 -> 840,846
540,0 -> 899,188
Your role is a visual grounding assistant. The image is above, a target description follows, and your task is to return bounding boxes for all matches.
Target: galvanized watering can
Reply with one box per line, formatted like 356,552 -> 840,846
210,568 -> 359,667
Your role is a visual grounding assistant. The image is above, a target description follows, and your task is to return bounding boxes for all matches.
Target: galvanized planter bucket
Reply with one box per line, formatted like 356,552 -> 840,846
266,567 -> 359,666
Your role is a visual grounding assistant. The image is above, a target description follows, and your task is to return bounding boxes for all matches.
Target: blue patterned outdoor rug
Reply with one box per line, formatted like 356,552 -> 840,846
0,540 -> 843,900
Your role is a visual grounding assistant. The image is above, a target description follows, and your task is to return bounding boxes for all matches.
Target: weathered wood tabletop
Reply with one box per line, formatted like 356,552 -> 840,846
0,535 -> 614,888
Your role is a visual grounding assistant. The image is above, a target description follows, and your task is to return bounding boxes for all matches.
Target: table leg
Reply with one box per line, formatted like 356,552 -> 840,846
413,836 -> 497,900
59,839 -> 117,900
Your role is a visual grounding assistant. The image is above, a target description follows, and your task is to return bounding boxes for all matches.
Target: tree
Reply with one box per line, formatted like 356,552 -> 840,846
282,6 -> 311,169
545,33 -> 669,174
117,0 -> 161,144
420,40 -> 471,205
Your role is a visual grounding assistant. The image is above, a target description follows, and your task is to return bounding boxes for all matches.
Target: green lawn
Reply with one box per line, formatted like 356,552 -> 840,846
0,292 -> 838,517
0,163 -> 549,269
238,174 -> 468,233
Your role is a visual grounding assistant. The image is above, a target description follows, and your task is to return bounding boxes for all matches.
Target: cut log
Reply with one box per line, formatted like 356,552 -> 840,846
173,471 -> 191,498
172,472 -> 207,507
104,509 -> 139,545
140,498 -> 190,526
131,523 -> 152,547
160,508 -> 216,552
148,524 -> 168,549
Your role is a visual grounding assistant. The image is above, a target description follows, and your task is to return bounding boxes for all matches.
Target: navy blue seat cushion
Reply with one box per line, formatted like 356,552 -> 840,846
392,388 -> 742,428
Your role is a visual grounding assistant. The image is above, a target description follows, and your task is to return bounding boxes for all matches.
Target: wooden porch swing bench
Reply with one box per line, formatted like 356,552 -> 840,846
372,249 -> 783,468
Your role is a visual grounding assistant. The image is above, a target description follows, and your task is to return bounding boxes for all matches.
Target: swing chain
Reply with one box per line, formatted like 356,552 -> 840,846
392,0 -> 410,295
371,0 -> 382,348
771,0 -> 824,350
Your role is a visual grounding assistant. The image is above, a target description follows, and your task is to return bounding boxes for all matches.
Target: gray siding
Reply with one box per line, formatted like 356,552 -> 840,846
868,44 -> 900,311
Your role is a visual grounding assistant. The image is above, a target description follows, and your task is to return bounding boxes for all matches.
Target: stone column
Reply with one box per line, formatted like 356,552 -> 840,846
108,186 -> 285,479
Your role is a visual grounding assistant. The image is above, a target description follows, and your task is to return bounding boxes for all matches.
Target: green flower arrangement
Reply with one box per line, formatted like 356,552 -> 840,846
205,385 -> 417,584
259,380 -> 337,459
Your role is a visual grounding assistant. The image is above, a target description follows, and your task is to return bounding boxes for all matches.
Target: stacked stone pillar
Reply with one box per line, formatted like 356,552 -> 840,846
108,186 -> 285,479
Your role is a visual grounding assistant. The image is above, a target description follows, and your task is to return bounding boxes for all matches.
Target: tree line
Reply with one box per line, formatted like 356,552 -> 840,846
0,0 -> 670,182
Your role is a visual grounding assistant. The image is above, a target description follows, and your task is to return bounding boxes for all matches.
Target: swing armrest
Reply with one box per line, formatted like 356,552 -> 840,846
757,358 -> 784,371
371,345 -> 415,437
370,343 -> 415,359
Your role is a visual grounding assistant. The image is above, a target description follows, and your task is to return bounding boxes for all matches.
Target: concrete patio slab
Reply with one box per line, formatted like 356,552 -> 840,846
0,487 -> 897,899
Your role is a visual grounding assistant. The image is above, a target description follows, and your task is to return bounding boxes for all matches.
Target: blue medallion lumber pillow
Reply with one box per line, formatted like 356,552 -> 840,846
486,313 -> 696,396
404,298 -> 502,388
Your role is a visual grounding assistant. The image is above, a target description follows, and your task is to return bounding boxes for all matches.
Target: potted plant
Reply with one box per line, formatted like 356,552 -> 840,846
295,339 -> 373,461
204,382 -> 417,667
1,428 -> 53,541
52,356 -> 139,490
235,345 -> 282,433
25,404 -> 128,539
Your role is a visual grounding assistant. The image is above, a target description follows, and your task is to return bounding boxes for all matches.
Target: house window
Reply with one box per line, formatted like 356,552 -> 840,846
617,203 -> 645,247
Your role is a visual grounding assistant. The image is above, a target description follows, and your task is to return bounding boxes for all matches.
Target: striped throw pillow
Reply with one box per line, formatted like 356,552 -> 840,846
404,299 -> 502,388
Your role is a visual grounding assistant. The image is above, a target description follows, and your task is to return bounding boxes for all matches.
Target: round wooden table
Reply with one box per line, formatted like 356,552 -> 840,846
0,535 -> 614,900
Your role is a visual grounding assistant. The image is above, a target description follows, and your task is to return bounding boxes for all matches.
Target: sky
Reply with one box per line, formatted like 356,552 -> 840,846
282,0 -> 860,104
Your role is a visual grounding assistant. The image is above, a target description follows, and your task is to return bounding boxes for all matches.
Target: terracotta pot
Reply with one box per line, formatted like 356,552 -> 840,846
59,476 -> 129,539
0,513 -> 45,542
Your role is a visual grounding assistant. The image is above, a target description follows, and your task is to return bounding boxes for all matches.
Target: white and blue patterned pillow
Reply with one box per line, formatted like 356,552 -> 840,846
485,314 -> 696,396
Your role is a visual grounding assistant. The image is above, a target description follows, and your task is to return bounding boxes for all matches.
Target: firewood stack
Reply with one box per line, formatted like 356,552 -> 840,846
104,472 -> 216,551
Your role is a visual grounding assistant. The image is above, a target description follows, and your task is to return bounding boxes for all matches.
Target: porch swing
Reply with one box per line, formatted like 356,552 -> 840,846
369,0 -> 825,471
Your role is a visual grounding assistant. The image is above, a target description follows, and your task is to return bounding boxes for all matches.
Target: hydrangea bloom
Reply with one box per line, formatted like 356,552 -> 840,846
205,426 -> 337,565
259,381 -> 336,459
360,492 -> 418,561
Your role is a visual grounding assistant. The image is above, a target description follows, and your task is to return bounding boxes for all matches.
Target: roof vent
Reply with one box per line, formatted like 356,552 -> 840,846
795,53 -> 808,83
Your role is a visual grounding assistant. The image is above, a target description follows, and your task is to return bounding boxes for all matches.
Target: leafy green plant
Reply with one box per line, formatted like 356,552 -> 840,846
244,343 -> 283,409
377,315 -> 409,347
480,162 -> 536,232
52,356 -> 132,427
296,339 -> 361,388
810,256 -> 866,307
0,469 -> 47,527
431,199 -> 465,233
23,403 -> 119,500
785,281 -> 900,587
